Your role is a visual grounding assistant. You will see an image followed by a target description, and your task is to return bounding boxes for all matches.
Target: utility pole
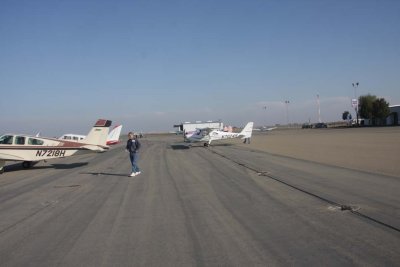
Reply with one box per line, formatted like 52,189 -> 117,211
317,94 -> 321,123
263,106 -> 267,127
284,100 -> 290,127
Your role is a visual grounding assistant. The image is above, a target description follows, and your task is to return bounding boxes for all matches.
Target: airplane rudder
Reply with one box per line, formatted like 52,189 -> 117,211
243,122 -> 254,137
85,119 -> 112,146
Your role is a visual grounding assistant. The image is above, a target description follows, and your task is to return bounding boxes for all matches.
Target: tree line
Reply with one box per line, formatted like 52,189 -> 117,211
343,94 -> 391,126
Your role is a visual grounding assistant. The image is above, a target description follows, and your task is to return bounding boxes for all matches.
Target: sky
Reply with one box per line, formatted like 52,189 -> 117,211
1,0 -> 399,135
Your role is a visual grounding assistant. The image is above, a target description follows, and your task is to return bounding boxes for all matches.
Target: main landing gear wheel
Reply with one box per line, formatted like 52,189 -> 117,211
0,160 -> 4,174
204,143 -> 209,147
22,161 -> 32,169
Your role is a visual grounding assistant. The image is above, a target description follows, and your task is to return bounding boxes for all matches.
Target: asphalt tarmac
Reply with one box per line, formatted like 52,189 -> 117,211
0,134 -> 399,266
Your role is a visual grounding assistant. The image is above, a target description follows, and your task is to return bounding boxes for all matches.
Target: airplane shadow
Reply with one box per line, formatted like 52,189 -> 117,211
170,144 -> 190,150
170,143 -> 236,150
51,162 -> 89,169
4,162 -> 89,173
208,143 -> 235,147
81,172 -> 129,177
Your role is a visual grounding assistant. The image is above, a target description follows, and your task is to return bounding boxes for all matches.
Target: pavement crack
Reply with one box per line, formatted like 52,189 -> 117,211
207,148 -> 400,234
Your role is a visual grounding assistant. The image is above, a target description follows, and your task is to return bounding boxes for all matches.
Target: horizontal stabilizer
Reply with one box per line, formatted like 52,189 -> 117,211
82,144 -> 108,152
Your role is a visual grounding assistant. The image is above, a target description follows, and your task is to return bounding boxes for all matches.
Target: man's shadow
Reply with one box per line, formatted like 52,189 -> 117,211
80,172 -> 129,177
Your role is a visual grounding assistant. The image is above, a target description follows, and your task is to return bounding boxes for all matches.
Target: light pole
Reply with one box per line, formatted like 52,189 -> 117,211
263,106 -> 267,127
284,100 -> 290,126
352,82 -> 359,126
317,94 -> 321,123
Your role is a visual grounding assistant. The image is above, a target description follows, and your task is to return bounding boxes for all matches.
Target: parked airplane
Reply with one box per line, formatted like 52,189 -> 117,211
254,126 -> 277,132
59,125 -> 123,145
184,125 -> 228,141
0,119 -> 112,174
185,122 -> 254,147
59,134 -> 86,142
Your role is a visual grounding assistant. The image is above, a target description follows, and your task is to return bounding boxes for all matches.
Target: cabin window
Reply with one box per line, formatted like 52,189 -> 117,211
73,136 -> 79,141
15,136 -> 25,145
64,136 -> 71,140
28,138 -> 44,145
0,135 -> 13,144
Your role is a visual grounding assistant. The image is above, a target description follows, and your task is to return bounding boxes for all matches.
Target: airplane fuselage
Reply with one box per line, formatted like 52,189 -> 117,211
0,145 -> 97,162
186,130 -> 242,144
0,136 -> 107,162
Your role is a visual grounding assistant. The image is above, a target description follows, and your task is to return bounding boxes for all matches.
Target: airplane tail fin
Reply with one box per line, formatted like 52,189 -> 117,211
83,119 -> 112,147
107,125 -> 123,145
240,122 -> 254,139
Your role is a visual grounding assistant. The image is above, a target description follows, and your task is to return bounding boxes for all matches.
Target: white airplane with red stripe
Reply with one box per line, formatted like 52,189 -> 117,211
58,124 -> 123,145
0,119 -> 112,174
185,122 -> 254,147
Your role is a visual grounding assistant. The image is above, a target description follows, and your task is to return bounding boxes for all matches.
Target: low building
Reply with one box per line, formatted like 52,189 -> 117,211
387,105 -> 400,125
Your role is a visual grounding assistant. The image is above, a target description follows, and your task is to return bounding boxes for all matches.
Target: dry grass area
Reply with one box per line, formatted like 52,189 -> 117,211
235,127 -> 400,178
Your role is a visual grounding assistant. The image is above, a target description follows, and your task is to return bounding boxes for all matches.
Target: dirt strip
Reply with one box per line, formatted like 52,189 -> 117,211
235,127 -> 400,178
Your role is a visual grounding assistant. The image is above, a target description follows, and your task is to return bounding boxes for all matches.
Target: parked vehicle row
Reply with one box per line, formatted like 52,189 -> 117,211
302,122 -> 328,129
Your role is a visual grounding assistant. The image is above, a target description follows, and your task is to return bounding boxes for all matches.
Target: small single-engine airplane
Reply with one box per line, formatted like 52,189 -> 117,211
59,124 -> 123,145
254,126 -> 277,132
0,119 -> 112,174
185,122 -> 254,147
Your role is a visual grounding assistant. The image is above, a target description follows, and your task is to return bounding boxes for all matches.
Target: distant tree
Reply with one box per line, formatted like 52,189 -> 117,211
358,94 -> 390,125
342,111 -> 350,121
372,98 -> 390,125
359,94 -> 377,120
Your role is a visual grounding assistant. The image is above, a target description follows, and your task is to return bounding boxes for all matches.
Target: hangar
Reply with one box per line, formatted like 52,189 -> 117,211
387,105 -> 400,126
173,121 -> 223,135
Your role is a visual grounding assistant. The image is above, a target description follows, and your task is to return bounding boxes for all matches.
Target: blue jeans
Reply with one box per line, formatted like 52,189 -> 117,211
129,152 -> 140,173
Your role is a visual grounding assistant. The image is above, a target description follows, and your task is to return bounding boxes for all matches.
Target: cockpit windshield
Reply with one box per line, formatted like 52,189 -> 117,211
195,129 -> 209,137
0,135 -> 14,145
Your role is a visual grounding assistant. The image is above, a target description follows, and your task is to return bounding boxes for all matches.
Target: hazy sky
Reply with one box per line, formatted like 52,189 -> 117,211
1,0 -> 399,135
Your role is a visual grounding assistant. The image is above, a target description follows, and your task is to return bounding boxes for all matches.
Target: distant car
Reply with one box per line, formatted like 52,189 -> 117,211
351,118 -> 365,126
314,122 -> 328,128
302,123 -> 313,129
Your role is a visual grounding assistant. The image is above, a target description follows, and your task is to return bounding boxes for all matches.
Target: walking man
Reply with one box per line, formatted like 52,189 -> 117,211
126,132 -> 141,177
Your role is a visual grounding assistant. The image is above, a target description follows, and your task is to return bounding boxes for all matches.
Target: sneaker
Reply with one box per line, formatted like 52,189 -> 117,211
136,171 -> 141,175
129,172 -> 136,177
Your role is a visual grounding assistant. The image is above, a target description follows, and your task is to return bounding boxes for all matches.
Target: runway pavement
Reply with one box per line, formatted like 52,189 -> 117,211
0,134 -> 399,266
